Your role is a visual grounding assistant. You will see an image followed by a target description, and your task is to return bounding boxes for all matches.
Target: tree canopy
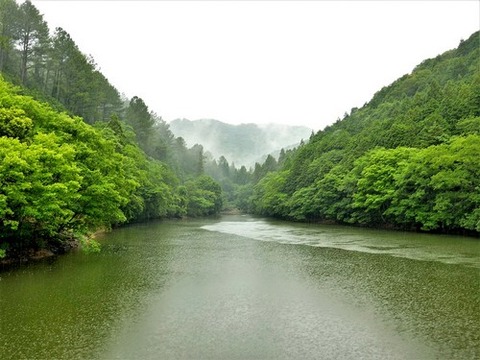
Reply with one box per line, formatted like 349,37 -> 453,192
250,31 -> 480,234
0,75 -> 222,259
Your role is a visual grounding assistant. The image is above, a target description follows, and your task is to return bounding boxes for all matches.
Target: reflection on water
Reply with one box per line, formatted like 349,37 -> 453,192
0,215 -> 479,359
202,216 -> 480,268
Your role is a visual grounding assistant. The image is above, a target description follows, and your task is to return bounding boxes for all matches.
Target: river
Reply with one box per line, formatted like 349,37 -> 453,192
0,215 -> 479,359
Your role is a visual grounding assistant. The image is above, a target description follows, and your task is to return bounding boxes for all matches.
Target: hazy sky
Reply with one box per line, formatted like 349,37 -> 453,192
31,0 -> 479,130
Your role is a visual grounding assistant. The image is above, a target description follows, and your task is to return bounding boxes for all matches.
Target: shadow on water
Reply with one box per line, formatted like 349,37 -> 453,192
0,220 -> 178,359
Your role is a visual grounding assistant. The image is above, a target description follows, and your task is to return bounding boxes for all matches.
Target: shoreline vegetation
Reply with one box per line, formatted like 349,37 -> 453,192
2,208 -> 477,270
0,77 -> 224,263
202,33 -> 480,237
1,1 -> 479,265
244,32 -> 480,235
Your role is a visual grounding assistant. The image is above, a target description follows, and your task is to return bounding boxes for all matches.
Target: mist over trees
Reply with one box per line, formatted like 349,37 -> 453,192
169,118 -> 312,167
201,32 -> 480,232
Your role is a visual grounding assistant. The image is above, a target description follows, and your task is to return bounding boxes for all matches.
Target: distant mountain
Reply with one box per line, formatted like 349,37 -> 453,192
169,119 -> 312,167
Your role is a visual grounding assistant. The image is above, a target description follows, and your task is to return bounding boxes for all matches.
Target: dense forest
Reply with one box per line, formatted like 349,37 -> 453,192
0,0 -> 222,259
0,78 -> 223,259
249,31 -> 480,234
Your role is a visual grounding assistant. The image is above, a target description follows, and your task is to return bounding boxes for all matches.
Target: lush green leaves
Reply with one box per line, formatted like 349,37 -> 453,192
0,107 -> 33,138
0,0 -> 226,258
183,175 -> 223,217
0,75 -> 223,258
250,32 -> 480,234
0,134 -> 81,250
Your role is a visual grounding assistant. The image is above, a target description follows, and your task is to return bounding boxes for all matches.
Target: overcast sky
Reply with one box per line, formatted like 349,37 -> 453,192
31,0 -> 479,130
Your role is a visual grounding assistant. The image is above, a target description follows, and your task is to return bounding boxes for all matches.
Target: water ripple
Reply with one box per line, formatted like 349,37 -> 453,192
202,218 -> 480,268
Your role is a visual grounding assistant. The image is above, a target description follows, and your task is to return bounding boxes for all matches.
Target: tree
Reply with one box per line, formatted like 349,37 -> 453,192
252,171 -> 289,217
0,134 -> 82,251
125,96 -> 154,147
233,165 -> 250,185
0,107 -> 33,139
350,147 -> 415,226
218,156 -> 230,179
16,0 -> 49,86
0,0 -> 19,74
184,175 -> 222,216
388,136 -> 480,232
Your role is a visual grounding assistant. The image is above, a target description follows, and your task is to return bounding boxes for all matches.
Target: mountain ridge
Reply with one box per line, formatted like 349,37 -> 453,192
169,118 -> 312,167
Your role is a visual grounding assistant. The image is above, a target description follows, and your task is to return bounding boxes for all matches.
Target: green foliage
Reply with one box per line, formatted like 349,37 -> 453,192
250,31 -> 480,234
125,96 -> 154,147
78,234 -> 101,254
350,147 -> 415,225
456,116 -> 480,135
0,135 -> 81,245
0,0 -> 226,259
252,171 -> 289,217
183,175 -> 223,217
204,154 -> 262,211
0,75 -> 223,258
233,184 -> 254,212
0,107 -> 33,138
387,136 -> 480,231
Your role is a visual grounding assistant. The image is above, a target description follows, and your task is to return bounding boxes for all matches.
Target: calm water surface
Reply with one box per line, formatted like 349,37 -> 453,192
0,215 -> 479,359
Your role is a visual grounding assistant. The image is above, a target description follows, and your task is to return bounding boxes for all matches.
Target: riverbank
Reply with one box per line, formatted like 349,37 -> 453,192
220,207 -> 243,215
288,217 -> 480,238
0,234 -> 80,270
2,210 -> 477,270
0,248 -> 56,268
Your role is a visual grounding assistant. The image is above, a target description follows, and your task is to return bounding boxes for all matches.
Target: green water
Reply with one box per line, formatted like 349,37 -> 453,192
1,215 -> 479,359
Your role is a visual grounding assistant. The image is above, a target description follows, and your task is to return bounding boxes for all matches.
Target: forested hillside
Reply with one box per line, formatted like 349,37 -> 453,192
0,0 -> 223,260
0,78 -> 222,259
0,0 -> 219,181
169,118 -> 311,167
251,31 -> 480,234
0,0 -> 122,122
